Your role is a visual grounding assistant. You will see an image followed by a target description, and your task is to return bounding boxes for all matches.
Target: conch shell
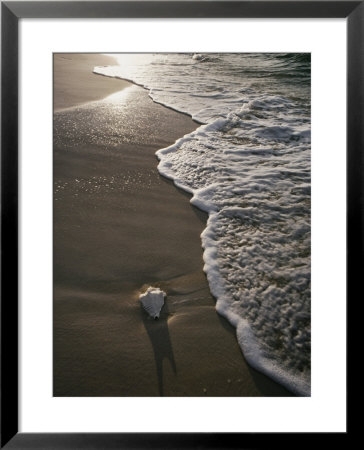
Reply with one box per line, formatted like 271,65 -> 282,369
139,287 -> 166,319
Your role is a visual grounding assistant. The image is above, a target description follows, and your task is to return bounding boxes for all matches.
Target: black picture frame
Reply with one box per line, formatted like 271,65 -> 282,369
1,1 -> 355,448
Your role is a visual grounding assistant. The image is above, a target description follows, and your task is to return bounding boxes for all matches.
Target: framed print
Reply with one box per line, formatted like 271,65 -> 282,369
1,1 -> 356,447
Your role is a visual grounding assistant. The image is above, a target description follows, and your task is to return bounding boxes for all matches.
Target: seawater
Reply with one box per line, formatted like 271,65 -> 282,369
94,53 -> 311,396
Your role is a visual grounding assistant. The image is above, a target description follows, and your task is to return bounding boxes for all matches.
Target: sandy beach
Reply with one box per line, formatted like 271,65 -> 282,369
54,54 -> 130,111
53,53 -> 293,396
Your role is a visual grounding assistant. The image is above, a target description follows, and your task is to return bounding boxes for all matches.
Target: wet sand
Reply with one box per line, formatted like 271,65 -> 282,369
54,53 -> 129,111
53,53 -> 293,396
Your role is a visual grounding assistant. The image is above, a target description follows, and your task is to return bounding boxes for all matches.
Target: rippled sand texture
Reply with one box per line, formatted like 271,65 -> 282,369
53,54 -> 293,396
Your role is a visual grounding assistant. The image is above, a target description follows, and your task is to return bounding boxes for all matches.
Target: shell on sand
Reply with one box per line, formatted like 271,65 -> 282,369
139,287 -> 166,319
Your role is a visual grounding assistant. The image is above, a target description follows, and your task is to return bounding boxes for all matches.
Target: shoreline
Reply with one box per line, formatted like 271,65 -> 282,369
54,53 -> 130,111
93,69 -> 204,125
53,53 -> 293,397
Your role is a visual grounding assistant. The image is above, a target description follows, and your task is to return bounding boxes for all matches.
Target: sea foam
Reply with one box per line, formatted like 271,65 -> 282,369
94,53 -> 311,395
